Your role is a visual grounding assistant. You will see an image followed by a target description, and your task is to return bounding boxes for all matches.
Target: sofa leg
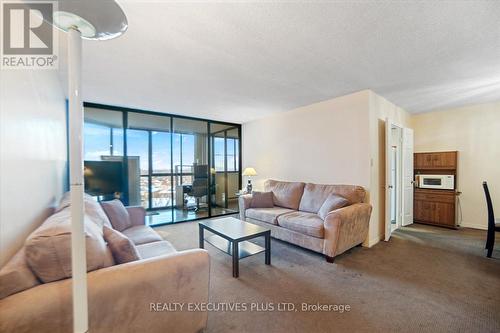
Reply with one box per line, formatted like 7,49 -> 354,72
325,255 -> 335,263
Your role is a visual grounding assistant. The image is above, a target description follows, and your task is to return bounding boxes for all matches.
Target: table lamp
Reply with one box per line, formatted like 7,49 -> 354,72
242,167 -> 257,193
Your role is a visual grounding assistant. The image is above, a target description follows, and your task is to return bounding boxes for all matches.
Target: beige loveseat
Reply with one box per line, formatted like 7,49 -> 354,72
239,180 -> 372,262
0,194 -> 209,333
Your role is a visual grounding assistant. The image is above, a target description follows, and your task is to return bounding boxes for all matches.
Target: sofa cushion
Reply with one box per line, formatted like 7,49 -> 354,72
136,241 -> 177,259
57,192 -> 112,227
0,248 -> 40,300
250,191 -> 274,208
100,199 -> 132,232
25,208 -> 113,283
264,180 -> 305,210
122,225 -> 163,245
277,211 -> 325,238
318,194 -> 349,220
103,226 -> 141,264
299,183 -> 366,213
245,207 -> 295,225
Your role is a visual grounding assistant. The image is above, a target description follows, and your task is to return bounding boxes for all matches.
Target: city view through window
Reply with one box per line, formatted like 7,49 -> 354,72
83,106 -> 241,224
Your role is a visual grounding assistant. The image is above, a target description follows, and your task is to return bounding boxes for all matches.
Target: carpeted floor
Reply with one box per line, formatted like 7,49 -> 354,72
155,220 -> 500,333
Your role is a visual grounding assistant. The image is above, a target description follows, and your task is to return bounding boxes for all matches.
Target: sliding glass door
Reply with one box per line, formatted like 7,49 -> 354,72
127,113 -> 172,211
83,108 -> 125,201
173,118 -> 209,222
83,104 -> 242,226
210,124 -> 241,217
151,131 -> 172,208
125,129 -> 148,207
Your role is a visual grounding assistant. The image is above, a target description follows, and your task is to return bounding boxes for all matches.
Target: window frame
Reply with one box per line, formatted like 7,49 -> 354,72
82,102 -> 242,226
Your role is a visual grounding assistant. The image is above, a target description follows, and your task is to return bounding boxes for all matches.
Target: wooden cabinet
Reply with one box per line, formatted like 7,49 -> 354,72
414,151 -> 458,229
414,151 -> 457,170
414,189 -> 456,228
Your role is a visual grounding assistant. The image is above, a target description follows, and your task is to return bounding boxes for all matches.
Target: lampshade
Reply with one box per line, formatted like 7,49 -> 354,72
49,0 -> 128,40
242,167 -> 257,176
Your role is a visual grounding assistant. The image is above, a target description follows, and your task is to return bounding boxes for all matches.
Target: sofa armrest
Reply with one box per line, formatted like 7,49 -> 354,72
323,203 -> 372,257
238,194 -> 253,220
87,249 -> 210,333
0,249 -> 210,333
126,205 -> 146,226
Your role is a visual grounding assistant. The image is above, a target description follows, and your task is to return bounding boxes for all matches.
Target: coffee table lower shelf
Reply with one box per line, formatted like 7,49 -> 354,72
198,217 -> 271,278
205,234 -> 265,259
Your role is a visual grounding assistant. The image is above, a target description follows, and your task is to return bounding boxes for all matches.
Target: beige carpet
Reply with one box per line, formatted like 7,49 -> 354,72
155,220 -> 500,333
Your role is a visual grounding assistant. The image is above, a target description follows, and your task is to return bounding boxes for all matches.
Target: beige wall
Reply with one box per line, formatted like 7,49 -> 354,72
242,90 -> 497,247
243,90 -> 376,244
242,90 -> 413,247
0,70 -> 67,266
411,102 -> 500,230
243,90 -> 371,191
368,92 -> 412,245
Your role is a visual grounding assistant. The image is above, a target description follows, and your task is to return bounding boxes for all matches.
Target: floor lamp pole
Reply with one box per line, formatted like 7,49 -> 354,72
68,27 -> 89,333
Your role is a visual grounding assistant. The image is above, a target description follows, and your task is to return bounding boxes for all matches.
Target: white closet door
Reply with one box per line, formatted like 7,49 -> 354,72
402,128 -> 414,226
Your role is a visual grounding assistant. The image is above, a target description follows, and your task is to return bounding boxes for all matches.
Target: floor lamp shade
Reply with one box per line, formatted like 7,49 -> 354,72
50,0 -> 128,40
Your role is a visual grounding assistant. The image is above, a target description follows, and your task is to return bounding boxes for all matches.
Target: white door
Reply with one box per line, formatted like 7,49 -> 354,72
385,118 -> 394,241
402,128 -> 414,226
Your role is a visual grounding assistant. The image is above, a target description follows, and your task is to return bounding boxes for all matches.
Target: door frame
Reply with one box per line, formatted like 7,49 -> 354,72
385,119 -> 410,241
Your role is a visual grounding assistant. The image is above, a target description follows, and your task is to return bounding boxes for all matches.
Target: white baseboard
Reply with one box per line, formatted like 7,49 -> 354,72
365,234 -> 383,247
458,223 -> 487,230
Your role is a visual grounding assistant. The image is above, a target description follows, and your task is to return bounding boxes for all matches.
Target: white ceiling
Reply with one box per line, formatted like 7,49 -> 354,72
65,1 -> 500,123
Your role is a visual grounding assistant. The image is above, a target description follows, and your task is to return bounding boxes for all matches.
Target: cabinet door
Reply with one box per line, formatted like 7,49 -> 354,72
414,153 -> 423,169
414,153 -> 432,169
414,200 -> 434,221
424,153 -> 433,169
414,199 -> 455,226
435,202 -> 455,226
415,152 -> 457,170
424,153 -> 434,168
430,153 -> 441,167
432,151 -> 457,169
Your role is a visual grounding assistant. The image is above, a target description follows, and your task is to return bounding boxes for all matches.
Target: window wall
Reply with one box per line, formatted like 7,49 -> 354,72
172,118 -> 209,222
83,103 -> 241,226
84,108 -> 124,161
127,113 -> 172,210
210,124 -> 241,217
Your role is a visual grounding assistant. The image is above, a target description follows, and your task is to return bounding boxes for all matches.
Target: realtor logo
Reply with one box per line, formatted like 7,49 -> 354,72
1,1 -> 58,69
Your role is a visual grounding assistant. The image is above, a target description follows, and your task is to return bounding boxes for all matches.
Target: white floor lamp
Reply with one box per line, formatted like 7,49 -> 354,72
48,1 -> 128,332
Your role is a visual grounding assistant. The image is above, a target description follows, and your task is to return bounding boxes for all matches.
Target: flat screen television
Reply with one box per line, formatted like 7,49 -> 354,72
84,161 -> 123,196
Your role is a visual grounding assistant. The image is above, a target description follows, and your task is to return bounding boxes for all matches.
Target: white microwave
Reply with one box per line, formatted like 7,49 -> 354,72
418,174 -> 454,190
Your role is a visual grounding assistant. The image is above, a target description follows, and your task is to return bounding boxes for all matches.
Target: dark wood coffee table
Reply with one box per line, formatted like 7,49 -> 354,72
198,217 -> 271,278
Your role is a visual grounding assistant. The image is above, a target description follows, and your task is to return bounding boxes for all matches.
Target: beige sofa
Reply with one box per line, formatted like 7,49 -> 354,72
239,180 -> 372,262
0,194 -> 209,333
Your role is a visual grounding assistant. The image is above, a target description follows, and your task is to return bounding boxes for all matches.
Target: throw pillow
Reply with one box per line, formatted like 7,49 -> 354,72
25,210 -> 110,283
250,191 -> 274,208
0,248 -> 40,299
100,199 -> 132,231
318,194 -> 349,219
56,192 -> 113,228
103,226 -> 141,264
